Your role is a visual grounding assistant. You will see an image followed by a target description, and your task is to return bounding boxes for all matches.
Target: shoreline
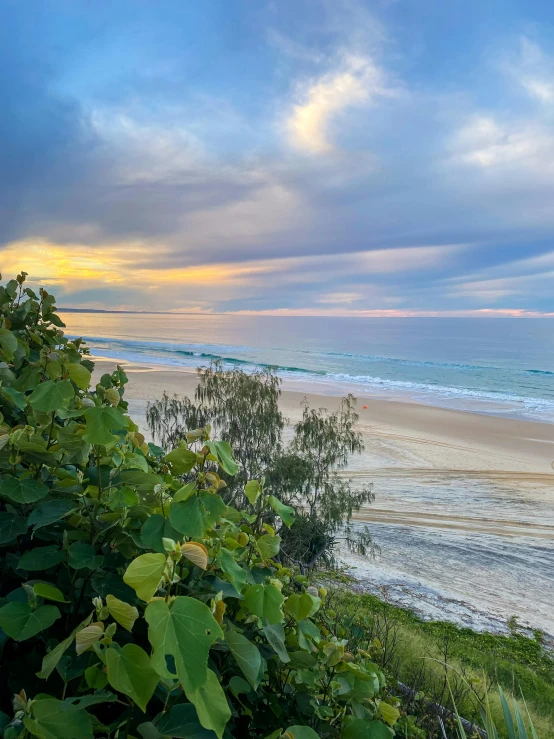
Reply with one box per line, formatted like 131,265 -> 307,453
93,356 -> 554,638
93,356 -> 554,474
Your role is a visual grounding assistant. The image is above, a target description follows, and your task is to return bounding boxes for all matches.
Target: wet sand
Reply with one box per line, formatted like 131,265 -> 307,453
94,358 -> 554,636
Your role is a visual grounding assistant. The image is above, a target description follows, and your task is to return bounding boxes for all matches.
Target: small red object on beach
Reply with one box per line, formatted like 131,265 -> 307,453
363,405 -> 367,409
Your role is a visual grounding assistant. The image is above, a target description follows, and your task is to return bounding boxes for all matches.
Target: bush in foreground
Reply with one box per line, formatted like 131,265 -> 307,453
0,274 -> 402,738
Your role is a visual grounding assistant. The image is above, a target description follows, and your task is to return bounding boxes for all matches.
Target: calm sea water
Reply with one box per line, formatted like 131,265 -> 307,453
60,312 -> 554,421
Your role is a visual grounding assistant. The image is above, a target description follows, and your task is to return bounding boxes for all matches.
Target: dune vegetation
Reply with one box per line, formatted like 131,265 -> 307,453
0,274 -> 549,738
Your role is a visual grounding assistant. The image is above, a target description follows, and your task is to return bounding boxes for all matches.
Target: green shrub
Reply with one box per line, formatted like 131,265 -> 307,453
0,274 -> 402,738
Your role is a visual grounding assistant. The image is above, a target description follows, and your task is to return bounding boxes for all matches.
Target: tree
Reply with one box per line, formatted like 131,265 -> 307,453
148,369 -> 374,569
275,397 -> 375,569
147,363 -> 284,503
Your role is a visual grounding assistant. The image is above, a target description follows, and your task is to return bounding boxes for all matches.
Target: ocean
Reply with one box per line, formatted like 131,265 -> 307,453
60,311 -> 554,636
60,311 -> 554,422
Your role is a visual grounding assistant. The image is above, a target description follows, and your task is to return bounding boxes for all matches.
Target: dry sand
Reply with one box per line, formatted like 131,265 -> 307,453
93,358 -> 554,475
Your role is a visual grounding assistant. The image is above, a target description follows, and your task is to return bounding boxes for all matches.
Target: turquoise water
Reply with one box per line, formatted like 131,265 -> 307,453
60,311 -> 554,422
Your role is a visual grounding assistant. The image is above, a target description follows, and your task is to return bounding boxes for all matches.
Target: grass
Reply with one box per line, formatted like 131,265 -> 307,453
323,584 -> 554,737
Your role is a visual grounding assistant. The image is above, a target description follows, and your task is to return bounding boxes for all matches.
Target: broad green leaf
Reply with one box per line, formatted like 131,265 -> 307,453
120,469 -> 161,492
28,499 -> 76,530
23,699 -> 93,739
243,583 -> 284,624
165,446 -> 197,475
181,541 -> 209,570
188,668 -> 231,739
156,703 -> 218,738
225,630 -> 263,689
37,615 -> 93,679
376,701 -> 400,727
145,596 -> 223,693
63,691 -> 116,710
285,728 -> 321,739
106,643 -> 159,712
169,492 -> 226,538
219,548 -> 247,594
0,327 -> 17,358
136,723 -> 163,739
84,665 -> 108,690
334,671 -> 380,702
0,432 -> 9,451
244,480 -> 261,505
0,475 -> 49,504
0,511 -> 27,544
83,405 -> 128,446
206,440 -> 238,476
0,602 -> 60,641
106,594 -> 139,632
136,723 -> 162,739
147,441 -> 165,457
257,534 -> 281,560
76,623 -> 104,655
141,514 -> 182,553
268,495 -> 295,527
19,545 -> 65,571
29,379 -> 74,413
288,651 -> 317,669
66,362 -> 91,390
68,542 -> 104,570
263,621 -> 290,663
123,553 -> 166,602
173,481 -> 197,502
298,619 -> 320,651
33,583 -> 68,603
343,719 -> 393,739
1,386 -> 27,409
106,485 -> 139,510
284,592 -> 314,622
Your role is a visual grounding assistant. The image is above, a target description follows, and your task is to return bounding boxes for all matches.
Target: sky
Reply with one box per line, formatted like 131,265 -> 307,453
2,0 -> 554,316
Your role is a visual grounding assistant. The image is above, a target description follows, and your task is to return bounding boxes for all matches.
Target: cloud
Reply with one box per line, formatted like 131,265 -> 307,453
285,54 -> 392,153
451,115 -> 554,173
3,3 -> 554,315
316,292 -> 363,304
266,29 -> 325,64
502,36 -> 554,103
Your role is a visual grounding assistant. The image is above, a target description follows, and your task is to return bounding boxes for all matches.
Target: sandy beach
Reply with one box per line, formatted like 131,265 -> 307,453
94,357 -> 554,635
94,358 -> 554,476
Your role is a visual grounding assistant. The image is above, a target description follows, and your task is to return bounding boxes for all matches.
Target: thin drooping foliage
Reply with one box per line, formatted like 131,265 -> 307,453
291,396 -> 364,519
283,397 -> 375,566
147,366 -> 374,569
147,365 -> 283,493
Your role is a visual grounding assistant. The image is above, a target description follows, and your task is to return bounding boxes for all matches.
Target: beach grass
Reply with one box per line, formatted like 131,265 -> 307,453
327,586 -> 554,736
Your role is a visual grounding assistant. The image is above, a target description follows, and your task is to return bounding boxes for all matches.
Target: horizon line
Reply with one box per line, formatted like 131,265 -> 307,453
57,306 -> 554,318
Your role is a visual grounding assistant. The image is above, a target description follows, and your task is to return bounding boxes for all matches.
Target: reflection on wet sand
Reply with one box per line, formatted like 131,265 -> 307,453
342,467 -> 554,637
